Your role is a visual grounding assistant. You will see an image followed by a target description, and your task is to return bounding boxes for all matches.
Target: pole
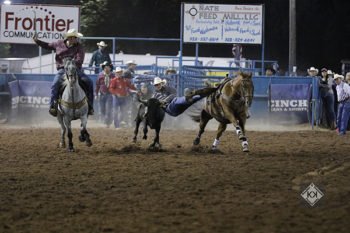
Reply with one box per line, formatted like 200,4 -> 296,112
261,4 -> 265,75
179,3 -> 184,95
112,38 -> 116,65
289,0 -> 296,75
195,43 -> 199,66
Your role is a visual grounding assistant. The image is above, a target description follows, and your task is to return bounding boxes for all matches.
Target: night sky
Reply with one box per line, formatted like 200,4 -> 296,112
3,0 -> 350,74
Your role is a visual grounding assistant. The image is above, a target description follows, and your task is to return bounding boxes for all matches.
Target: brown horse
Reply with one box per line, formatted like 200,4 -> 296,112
191,72 -> 254,152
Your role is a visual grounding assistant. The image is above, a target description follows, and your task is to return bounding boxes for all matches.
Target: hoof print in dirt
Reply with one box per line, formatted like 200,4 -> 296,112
209,148 -> 224,155
120,145 -> 141,153
148,144 -> 163,152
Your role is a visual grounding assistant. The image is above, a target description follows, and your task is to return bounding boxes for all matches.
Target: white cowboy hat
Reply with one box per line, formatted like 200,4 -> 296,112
327,70 -> 333,75
97,41 -> 107,47
64,29 -> 83,38
334,74 -> 344,80
126,60 -> 137,65
307,67 -> 319,73
153,77 -> 165,85
115,67 -> 123,73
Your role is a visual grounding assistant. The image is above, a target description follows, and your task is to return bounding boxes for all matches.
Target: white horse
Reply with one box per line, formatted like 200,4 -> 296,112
57,58 -> 92,152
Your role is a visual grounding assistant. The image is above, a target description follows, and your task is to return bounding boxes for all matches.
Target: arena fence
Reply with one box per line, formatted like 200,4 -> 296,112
0,68 -> 320,127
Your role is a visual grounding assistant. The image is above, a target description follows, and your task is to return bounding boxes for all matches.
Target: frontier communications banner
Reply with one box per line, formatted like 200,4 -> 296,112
183,3 -> 263,44
0,4 -> 80,44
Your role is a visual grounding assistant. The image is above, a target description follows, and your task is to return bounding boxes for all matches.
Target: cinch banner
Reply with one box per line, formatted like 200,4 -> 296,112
270,84 -> 311,112
9,80 -> 51,116
0,4 -> 80,44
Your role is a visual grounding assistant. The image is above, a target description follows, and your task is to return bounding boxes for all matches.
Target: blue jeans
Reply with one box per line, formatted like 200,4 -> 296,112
50,69 -> 93,106
99,93 -> 113,126
113,96 -> 128,128
337,101 -> 350,134
165,95 -> 203,117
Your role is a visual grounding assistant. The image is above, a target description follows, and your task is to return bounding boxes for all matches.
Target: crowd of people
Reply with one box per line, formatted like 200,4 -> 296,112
306,66 -> 350,135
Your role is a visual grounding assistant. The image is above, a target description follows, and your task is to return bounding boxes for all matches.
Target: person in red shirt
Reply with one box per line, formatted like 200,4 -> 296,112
95,61 -> 114,127
109,67 -> 136,128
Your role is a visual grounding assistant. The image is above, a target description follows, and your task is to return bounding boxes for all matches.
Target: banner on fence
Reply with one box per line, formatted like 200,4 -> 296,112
183,3 -> 263,44
270,84 -> 311,112
269,84 -> 312,123
0,4 -> 80,44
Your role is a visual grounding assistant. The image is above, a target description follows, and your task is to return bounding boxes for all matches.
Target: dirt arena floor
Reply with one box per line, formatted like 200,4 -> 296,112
0,121 -> 349,233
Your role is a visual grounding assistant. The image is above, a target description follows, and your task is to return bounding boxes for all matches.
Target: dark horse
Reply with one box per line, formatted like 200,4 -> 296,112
191,72 -> 254,152
133,98 -> 165,149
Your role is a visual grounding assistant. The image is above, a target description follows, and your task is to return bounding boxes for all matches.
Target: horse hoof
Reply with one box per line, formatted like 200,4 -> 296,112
142,136 -> 147,140
193,138 -> 200,145
86,141 -> 92,147
79,135 -> 86,142
132,138 -> 137,143
67,148 -> 75,152
59,142 -> 66,148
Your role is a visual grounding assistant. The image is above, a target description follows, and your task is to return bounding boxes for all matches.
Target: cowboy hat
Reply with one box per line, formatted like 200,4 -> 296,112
153,77 -> 165,85
64,29 -> 83,39
101,61 -> 112,69
115,67 -> 123,73
307,67 -> 319,73
97,41 -> 107,47
334,74 -> 344,80
126,60 -> 137,65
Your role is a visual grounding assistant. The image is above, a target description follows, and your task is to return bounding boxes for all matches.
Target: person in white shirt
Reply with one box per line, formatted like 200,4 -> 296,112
334,74 -> 350,135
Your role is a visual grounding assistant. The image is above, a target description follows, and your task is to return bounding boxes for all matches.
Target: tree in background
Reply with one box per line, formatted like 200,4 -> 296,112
0,44 -> 10,57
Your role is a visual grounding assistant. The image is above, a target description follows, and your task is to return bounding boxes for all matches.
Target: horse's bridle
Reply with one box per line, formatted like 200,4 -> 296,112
240,78 -> 254,107
227,77 -> 254,107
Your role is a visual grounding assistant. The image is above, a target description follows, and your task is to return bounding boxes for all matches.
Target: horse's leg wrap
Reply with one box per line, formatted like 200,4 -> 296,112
235,126 -> 242,136
241,140 -> 249,152
212,138 -> 220,149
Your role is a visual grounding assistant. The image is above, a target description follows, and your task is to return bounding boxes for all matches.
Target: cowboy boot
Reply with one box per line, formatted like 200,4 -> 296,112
185,87 -> 217,102
88,103 -> 94,115
49,101 -> 58,117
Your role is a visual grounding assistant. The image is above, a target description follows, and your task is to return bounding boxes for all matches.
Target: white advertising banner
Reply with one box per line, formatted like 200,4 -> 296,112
0,4 -> 80,44
183,3 -> 263,44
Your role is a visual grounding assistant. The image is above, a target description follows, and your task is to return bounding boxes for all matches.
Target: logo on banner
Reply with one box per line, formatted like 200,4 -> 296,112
1,4 -> 80,44
12,96 -> 50,108
270,99 -> 308,112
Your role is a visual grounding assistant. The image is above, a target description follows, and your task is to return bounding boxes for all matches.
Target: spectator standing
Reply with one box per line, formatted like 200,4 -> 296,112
307,67 -> 319,77
334,74 -> 350,135
319,68 -> 336,129
123,60 -> 138,125
265,67 -> 276,76
123,60 -> 137,80
109,67 -> 137,128
89,41 -> 112,74
95,61 -> 114,127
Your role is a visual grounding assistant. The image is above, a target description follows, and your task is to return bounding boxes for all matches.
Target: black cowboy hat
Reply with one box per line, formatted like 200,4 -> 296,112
101,61 -> 113,69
